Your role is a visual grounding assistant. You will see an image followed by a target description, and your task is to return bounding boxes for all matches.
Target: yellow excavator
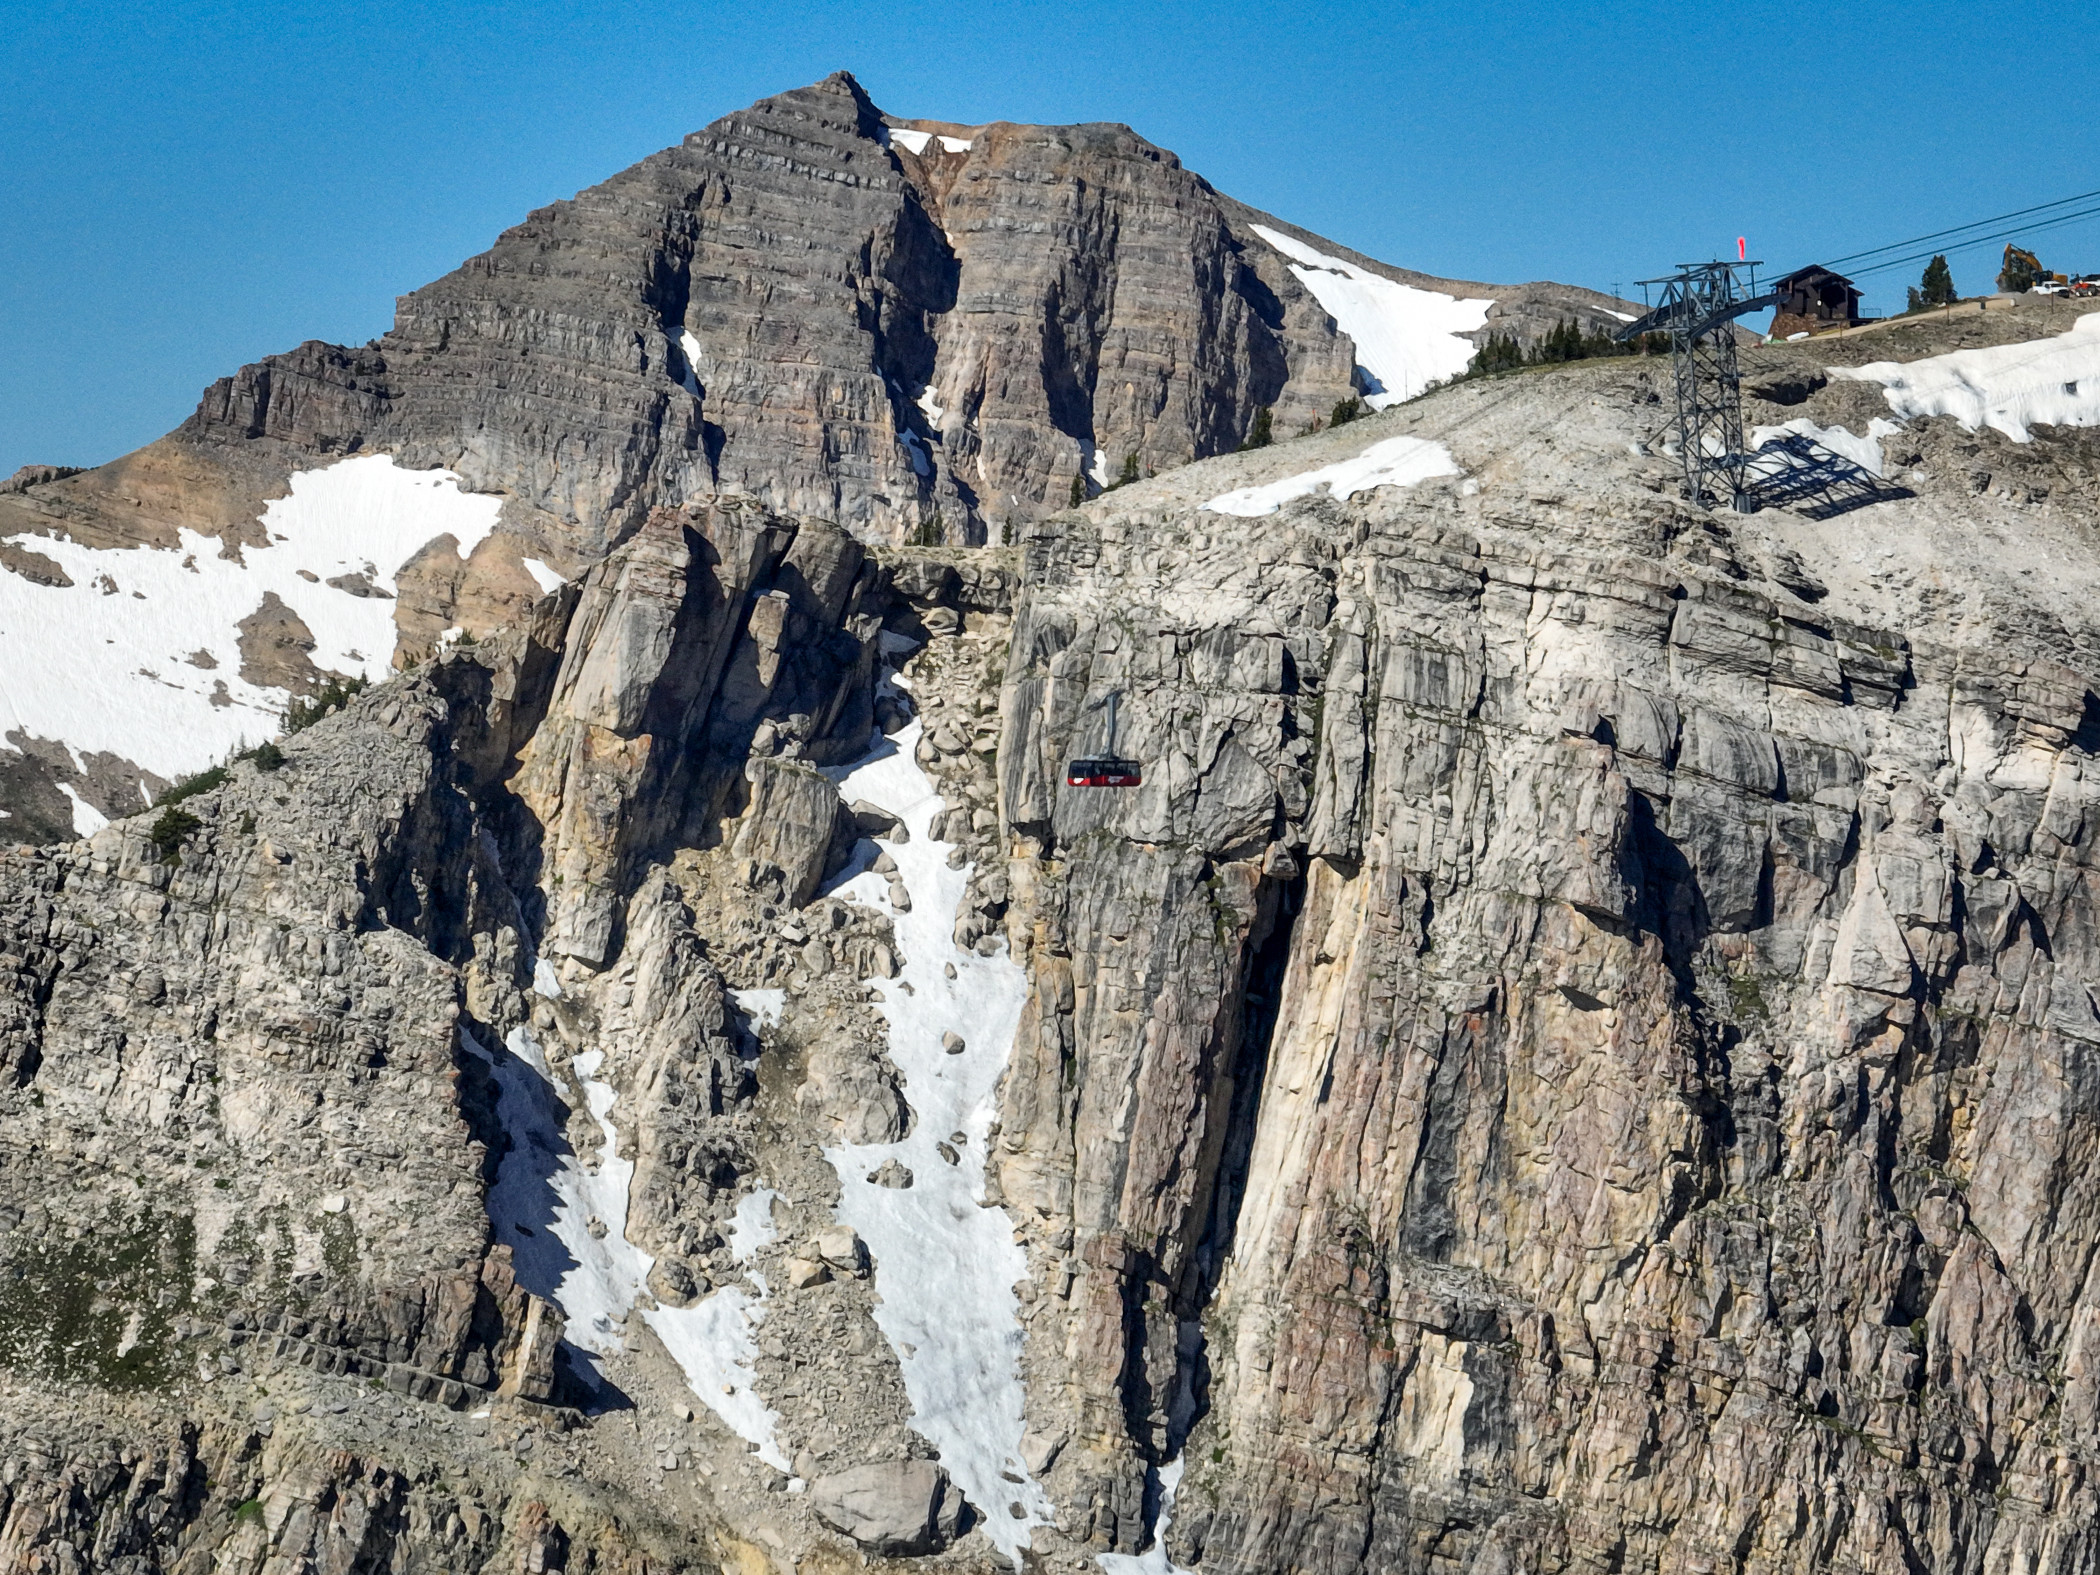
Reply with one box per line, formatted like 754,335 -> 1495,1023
2001,245 -> 2071,294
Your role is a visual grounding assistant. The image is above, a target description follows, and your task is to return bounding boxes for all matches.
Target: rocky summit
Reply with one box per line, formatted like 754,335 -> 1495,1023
0,72 -> 1621,843
8,69 -> 2100,1575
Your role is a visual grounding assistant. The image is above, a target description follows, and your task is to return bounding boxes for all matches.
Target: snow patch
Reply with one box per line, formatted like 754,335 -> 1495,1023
0,454 -> 499,781
1250,224 -> 1492,407
645,1185 -> 787,1471
887,128 -> 973,155
643,1290 -> 783,1467
532,958 -> 563,999
527,1036 -> 652,1357
1751,418 -> 1891,478
1097,1458 -> 1195,1575
916,386 -> 947,433
1077,440 -> 1110,491
731,988 -> 785,1030
1831,314 -> 2100,441
819,718 -> 1052,1565
58,783 -> 106,837
522,558 -> 566,597
727,1187 -> 779,1260
1201,434 -> 1462,517
676,330 -> 703,397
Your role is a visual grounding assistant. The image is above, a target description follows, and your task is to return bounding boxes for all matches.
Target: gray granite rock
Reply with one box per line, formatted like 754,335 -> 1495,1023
808,1459 -> 960,1553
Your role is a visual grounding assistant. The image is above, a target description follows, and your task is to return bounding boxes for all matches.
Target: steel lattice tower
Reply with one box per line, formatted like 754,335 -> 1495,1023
1618,262 -> 1779,511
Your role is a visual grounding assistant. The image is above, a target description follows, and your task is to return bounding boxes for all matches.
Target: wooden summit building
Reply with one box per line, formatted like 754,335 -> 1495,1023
1769,265 -> 1863,338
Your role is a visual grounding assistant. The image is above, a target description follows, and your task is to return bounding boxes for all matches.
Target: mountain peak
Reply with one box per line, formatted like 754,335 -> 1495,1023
0,74 -> 1627,824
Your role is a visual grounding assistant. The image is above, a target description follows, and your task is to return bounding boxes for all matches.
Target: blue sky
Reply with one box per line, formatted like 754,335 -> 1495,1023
5,0 -> 2097,476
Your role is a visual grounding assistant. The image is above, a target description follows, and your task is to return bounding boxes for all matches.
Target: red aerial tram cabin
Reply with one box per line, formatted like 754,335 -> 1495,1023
1065,757 -> 1142,788
1064,690 -> 1142,788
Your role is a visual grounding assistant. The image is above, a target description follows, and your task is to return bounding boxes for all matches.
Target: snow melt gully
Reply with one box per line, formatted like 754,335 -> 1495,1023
461,1011 -> 792,1474
817,689 -> 1055,1562
467,669 -> 1053,1563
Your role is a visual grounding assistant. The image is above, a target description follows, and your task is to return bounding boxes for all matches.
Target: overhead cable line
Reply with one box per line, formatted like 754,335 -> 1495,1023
1823,186 -> 2100,270
1842,202 -> 2100,281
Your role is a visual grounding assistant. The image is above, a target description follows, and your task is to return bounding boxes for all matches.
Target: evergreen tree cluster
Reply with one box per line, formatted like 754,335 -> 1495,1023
1236,406 -> 1275,452
1471,332 -> 1527,374
283,674 -> 371,736
1464,318 -> 1654,379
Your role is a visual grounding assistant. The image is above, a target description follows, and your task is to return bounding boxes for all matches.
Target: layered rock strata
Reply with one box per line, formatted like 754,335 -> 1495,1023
0,72 -> 1635,836
2,73 -> 1629,572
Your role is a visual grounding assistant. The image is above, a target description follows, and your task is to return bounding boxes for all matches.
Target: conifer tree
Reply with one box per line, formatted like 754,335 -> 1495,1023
1237,406 -> 1274,451
1532,317 -> 1590,364
1330,396 -> 1361,427
1069,474 -> 1085,508
1467,332 -> 1524,376
1922,255 -> 1957,306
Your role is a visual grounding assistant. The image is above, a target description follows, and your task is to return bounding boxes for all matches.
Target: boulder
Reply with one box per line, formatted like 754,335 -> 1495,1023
851,799 -> 909,842
647,1258 -> 705,1307
815,1226 -> 868,1276
807,1461 -> 962,1555
732,758 -> 855,908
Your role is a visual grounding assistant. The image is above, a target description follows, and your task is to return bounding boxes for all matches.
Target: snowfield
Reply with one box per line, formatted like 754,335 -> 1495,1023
0,453 -> 498,782
462,1018 -> 791,1471
1250,224 -> 1492,407
1202,433 -> 1463,516
819,700 -> 1053,1566
1750,417 -> 1904,478
1831,313 -> 2100,441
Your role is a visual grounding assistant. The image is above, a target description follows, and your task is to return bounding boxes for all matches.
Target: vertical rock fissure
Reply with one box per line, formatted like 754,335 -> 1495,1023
1165,866 -> 1308,1460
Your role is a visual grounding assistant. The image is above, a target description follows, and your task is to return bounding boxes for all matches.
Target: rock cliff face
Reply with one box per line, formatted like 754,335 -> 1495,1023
984,313 -> 2100,1572
8,251 -> 2100,1571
